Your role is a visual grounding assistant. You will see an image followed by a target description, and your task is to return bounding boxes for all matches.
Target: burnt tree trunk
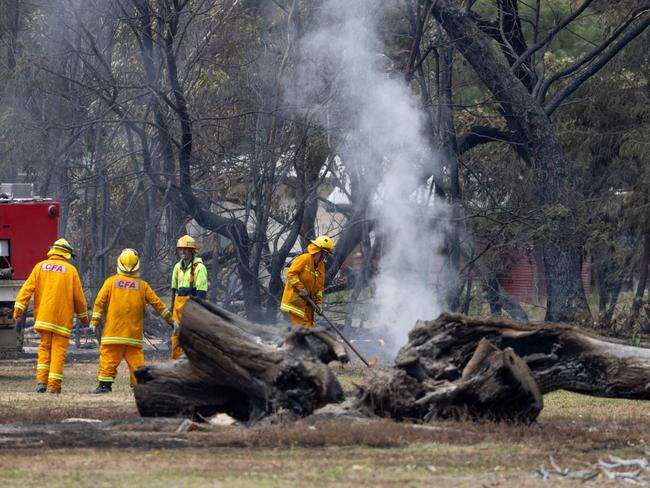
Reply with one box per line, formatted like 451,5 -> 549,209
429,0 -> 591,322
360,313 -> 650,422
134,299 -> 343,422
137,305 -> 650,425
633,232 -> 650,318
360,337 -> 542,423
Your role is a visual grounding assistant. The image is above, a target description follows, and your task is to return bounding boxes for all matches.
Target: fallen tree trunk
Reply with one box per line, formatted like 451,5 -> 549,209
136,306 -> 650,424
134,299 -> 343,422
359,313 -> 650,422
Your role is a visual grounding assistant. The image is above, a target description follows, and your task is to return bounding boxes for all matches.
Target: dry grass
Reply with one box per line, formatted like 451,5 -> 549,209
3,357 -> 650,486
0,438 -> 645,487
0,443 -> 567,488
0,359 -> 138,423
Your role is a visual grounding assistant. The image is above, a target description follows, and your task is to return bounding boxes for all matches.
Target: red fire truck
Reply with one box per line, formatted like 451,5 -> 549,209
0,183 -> 60,358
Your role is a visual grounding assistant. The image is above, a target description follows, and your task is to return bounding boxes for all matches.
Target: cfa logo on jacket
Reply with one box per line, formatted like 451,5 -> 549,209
42,263 -> 66,273
115,279 -> 139,290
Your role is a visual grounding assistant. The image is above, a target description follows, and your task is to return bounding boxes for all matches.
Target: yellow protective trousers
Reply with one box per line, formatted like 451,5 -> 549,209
171,295 -> 189,360
287,304 -> 315,329
36,330 -> 69,393
171,335 -> 182,360
98,343 -> 144,386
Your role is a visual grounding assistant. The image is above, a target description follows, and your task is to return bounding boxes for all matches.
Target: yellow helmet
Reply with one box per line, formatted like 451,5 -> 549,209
48,238 -> 75,259
176,234 -> 198,251
117,248 -> 140,274
310,235 -> 334,250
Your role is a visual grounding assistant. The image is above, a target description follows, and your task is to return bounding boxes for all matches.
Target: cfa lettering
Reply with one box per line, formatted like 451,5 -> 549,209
42,263 -> 66,273
115,279 -> 139,290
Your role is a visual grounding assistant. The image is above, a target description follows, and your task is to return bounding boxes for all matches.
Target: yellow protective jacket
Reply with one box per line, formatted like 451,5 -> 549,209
14,255 -> 88,337
91,274 -> 172,348
280,243 -> 325,320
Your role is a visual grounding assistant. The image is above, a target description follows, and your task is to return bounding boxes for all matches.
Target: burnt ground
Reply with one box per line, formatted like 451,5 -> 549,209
3,356 -> 650,486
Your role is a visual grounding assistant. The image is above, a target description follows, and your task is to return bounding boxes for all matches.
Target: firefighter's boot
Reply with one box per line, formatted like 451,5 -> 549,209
91,381 -> 112,394
35,383 -> 47,393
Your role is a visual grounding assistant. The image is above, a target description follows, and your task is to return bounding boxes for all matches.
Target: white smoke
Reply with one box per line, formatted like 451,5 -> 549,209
289,0 -> 452,355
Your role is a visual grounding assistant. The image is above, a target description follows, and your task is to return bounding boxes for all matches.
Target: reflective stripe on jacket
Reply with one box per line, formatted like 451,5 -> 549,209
91,274 -> 172,348
171,257 -> 208,297
279,243 -> 325,322
14,256 -> 88,337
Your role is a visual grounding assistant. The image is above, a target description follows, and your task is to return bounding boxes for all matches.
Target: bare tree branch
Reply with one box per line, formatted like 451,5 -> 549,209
510,0 -> 595,73
540,7 -> 650,111
457,125 -> 517,154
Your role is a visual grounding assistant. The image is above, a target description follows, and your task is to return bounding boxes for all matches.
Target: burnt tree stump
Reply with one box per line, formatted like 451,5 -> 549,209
134,299 -> 343,422
359,313 -> 650,422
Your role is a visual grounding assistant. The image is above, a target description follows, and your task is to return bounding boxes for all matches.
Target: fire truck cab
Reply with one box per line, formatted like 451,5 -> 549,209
0,183 -> 60,358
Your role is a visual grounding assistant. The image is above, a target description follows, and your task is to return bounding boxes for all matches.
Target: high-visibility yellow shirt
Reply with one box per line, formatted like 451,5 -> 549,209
91,274 -> 172,348
280,243 -> 325,320
14,255 -> 88,337
171,257 -> 208,297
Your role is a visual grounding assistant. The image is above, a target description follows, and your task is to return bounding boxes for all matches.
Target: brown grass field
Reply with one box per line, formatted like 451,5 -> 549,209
2,357 -> 650,487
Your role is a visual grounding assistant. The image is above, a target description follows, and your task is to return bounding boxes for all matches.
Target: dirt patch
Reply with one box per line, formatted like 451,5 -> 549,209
1,413 -> 649,454
0,406 -> 137,424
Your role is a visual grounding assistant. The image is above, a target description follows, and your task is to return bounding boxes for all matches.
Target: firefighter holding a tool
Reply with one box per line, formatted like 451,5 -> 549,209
170,235 -> 208,360
280,235 -> 348,363
13,239 -> 89,394
89,248 -> 174,393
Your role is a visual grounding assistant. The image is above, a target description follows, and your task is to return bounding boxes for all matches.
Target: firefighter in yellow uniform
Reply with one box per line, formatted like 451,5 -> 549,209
170,235 -> 208,359
90,249 -> 174,393
280,235 -> 348,362
13,239 -> 89,393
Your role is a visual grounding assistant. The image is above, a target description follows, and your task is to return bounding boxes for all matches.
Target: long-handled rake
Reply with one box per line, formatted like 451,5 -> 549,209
306,296 -> 377,368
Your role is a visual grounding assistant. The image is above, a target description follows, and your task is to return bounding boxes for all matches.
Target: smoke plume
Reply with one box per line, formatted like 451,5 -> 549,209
290,0 -> 452,356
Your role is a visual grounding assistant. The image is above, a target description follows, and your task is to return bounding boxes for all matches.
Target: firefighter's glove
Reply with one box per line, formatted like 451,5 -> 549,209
172,322 -> 181,336
313,303 -> 323,315
79,316 -> 89,326
13,309 -> 23,321
298,288 -> 310,300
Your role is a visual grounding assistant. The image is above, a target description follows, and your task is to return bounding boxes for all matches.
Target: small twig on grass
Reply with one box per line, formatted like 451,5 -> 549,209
538,454 -> 650,485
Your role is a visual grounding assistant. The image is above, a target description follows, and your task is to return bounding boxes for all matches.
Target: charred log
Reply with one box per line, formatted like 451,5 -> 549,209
136,306 -> 650,425
134,299 -> 344,422
360,337 -> 542,423
359,313 -> 650,422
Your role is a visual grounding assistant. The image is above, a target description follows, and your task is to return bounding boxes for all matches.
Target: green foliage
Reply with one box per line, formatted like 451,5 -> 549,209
542,204 -> 571,220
